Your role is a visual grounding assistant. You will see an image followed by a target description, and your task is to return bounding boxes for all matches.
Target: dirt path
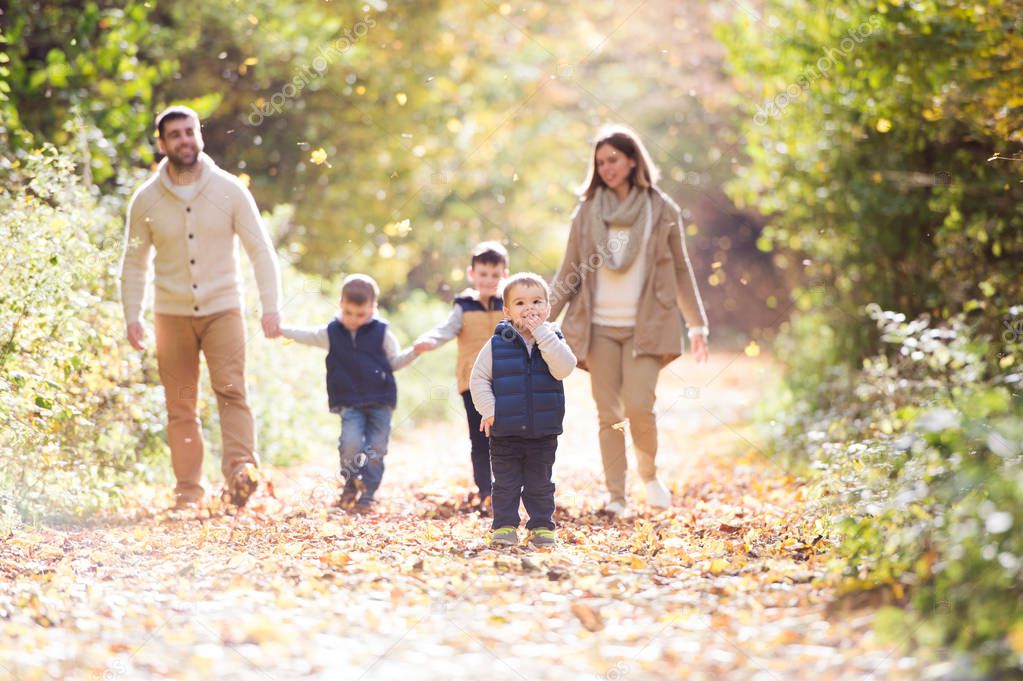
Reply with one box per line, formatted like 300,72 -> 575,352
0,353 -> 918,680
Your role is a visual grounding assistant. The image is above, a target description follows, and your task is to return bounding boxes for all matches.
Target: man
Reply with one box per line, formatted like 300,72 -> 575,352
120,105 -> 282,510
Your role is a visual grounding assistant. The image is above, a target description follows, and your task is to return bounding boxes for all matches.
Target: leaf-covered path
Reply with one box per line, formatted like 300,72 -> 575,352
1,353 -> 917,680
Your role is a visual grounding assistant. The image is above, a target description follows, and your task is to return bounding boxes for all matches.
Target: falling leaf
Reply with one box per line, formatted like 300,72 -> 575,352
310,148 -> 329,166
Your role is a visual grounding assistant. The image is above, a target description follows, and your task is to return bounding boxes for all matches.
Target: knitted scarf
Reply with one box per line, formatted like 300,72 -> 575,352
589,186 -> 649,271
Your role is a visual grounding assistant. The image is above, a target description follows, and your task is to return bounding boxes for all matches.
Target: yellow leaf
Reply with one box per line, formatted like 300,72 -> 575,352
238,172 -> 251,188
708,558 -> 728,575
395,92 -> 408,106
1007,623 -> 1023,653
744,341 -> 761,357
876,118 -> 892,133
319,551 -> 350,568
310,148 -> 328,165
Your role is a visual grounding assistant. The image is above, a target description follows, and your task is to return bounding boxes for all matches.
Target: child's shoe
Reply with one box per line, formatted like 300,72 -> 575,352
354,497 -> 376,514
490,526 -> 518,547
527,528 -> 557,548
645,478 -> 672,509
336,487 -> 358,509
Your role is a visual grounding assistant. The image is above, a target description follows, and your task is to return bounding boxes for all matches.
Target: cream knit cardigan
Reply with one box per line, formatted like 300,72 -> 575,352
119,153 -> 281,324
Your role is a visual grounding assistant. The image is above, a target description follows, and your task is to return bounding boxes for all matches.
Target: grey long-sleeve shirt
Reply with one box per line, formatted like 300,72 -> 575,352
281,318 -> 418,371
469,322 -> 576,420
414,305 -> 464,347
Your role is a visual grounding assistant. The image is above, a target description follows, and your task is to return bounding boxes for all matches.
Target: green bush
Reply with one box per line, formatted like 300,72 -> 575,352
769,305 -> 1023,674
0,145 -> 166,524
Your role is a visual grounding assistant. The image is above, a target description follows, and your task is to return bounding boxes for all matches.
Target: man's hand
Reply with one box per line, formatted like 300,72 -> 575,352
480,416 -> 494,437
691,333 -> 709,364
261,312 -> 281,339
127,321 -> 147,350
413,339 -> 437,354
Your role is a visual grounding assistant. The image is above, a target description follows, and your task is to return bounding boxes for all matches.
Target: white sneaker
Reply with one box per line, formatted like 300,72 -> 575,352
646,479 -> 672,509
604,500 -> 626,516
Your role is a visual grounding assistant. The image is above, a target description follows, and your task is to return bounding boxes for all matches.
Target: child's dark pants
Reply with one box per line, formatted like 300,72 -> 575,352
461,390 -> 493,499
490,434 -> 557,530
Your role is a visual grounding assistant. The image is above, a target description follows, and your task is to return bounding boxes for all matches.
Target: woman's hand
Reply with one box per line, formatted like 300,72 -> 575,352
691,333 -> 709,364
480,416 -> 495,437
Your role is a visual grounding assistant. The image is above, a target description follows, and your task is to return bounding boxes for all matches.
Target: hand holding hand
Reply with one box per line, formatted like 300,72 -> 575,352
691,333 -> 709,364
262,312 -> 282,339
480,416 -> 494,437
127,321 -> 146,351
413,340 -> 436,354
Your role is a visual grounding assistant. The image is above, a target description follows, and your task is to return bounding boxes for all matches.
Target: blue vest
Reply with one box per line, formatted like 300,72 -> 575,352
325,319 -> 397,412
490,320 -> 565,438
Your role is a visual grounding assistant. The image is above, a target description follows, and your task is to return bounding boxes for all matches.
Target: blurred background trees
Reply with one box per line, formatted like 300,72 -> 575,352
3,0 -> 1022,669
2,0 -> 786,342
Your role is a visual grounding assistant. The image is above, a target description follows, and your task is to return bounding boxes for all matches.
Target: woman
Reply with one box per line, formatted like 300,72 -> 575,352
548,125 -> 709,515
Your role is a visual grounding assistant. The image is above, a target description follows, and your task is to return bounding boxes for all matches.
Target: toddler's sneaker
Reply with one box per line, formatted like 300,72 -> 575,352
527,528 -> 557,549
490,526 -> 518,547
645,478 -> 672,509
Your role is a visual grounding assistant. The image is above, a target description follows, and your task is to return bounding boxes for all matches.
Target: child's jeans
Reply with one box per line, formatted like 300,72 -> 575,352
338,405 -> 393,501
490,434 -> 557,530
460,390 -> 493,499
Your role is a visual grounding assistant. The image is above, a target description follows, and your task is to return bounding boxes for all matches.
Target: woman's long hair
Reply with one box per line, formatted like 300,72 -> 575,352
578,124 -> 661,200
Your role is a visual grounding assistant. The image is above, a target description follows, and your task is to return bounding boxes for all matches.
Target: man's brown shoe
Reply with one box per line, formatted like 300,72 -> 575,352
171,495 -> 200,511
228,463 -> 259,507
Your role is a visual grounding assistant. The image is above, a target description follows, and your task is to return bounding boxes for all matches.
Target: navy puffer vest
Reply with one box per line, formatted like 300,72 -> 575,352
325,319 -> 397,412
490,320 -> 565,438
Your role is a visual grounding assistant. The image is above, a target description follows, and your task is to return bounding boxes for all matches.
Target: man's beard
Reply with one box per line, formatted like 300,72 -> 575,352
167,146 -> 199,170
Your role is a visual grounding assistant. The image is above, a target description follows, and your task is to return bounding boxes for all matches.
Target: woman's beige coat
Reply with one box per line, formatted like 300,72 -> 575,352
548,187 -> 708,369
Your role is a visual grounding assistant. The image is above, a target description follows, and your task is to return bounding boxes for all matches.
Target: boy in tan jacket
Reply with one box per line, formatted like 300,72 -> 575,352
414,242 -> 508,514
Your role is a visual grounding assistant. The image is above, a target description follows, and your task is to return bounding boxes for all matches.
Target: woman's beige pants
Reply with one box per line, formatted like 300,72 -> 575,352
587,324 -> 662,505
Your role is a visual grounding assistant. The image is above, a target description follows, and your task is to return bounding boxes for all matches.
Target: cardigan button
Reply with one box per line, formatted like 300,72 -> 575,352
188,233 -> 194,239
193,306 -> 199,312
186,207 -> 191,212
190,259 -> 195,265
192,284 -> 197,290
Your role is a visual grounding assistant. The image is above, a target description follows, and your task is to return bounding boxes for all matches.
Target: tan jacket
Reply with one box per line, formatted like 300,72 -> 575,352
120,153 -> 281,324
456,306 -> 505,393
548,188 -> 708,369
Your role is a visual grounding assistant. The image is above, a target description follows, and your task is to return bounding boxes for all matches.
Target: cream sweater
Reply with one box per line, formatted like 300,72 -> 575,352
119,153 -> 282,324
591,196 -> 653,326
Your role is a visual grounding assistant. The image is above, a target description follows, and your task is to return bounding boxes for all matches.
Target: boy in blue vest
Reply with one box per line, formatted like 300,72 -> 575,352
470,273 -> 577,548
280,274 -> 418,511
413,241 -> 508,516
